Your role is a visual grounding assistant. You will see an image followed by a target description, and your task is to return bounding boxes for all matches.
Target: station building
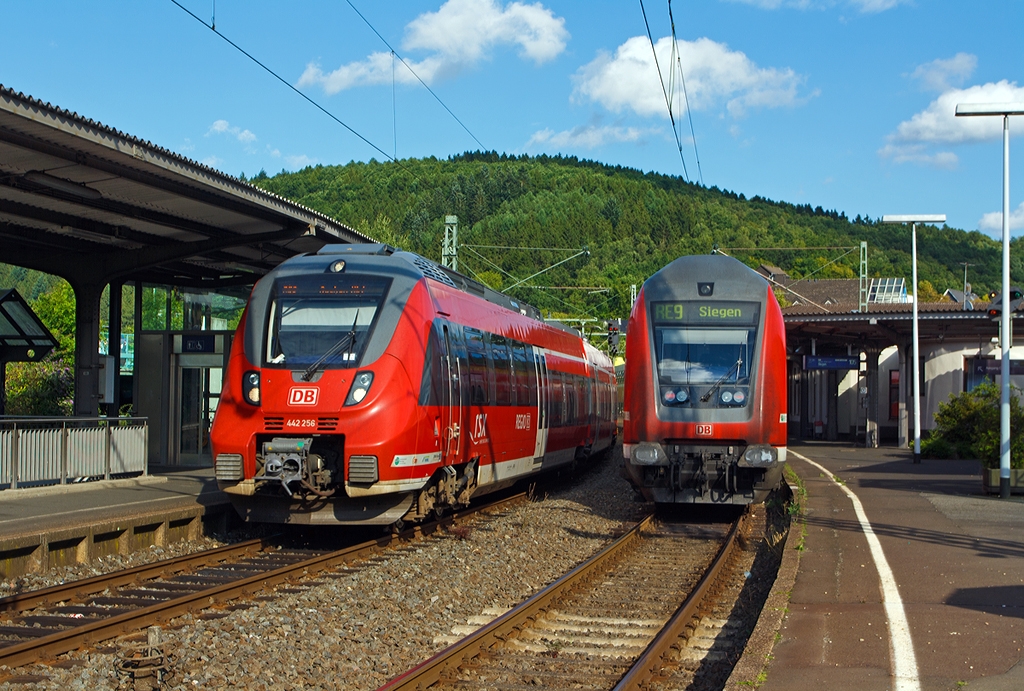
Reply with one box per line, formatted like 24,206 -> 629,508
774,266 -> 1024,447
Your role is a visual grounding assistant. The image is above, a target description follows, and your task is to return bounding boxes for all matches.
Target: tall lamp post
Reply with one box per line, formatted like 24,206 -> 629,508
882,214 -> 946,464
956,102 -> 1024,498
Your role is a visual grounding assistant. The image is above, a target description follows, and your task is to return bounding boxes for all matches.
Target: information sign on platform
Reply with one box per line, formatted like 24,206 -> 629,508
803,355 -> 859,370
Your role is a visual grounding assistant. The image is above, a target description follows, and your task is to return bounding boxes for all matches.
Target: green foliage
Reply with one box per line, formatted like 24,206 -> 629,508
247,153 -> 1017,324
927,381 -> 1024,468
29,279 -> 76,354
4,356 -> 74,416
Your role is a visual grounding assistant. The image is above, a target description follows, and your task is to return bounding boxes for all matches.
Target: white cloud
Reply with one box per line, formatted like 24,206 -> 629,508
207,119 -> 257,146
887,80 -> 1024,146
910,53 -> 977,92
979,202 -> 1024,234
285,154 -> 317,170
298,0 -> 568,94
574,36 -> 809,119
726,0 -> 907,12
527,124 -> 657,149
877,143 -> 958,169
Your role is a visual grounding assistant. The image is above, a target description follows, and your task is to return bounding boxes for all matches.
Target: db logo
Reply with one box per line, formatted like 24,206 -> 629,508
696,424 -> 714,436
288,387 -> 319,406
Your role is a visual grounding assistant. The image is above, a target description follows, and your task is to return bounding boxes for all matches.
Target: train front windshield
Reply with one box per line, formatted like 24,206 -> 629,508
656,329 -> 753,383
264,275 -> 391,370
651,301 -> 760,407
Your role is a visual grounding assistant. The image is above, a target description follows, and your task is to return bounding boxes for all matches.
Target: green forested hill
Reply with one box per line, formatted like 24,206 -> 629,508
3,152 -> 1020,323
249,152 -> 1021,319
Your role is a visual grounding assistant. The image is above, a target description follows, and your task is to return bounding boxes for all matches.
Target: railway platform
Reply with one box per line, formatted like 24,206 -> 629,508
0,467 -> 233,578
731,441 -> 1024,691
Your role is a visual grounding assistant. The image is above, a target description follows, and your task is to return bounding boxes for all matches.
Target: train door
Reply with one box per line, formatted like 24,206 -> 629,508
440,323 -> 464,465
533,350 -> 549,461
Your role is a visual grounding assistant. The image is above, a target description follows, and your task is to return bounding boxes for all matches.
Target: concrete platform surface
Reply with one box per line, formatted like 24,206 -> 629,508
0,467 -> 224,540
755,442 -> 1024,691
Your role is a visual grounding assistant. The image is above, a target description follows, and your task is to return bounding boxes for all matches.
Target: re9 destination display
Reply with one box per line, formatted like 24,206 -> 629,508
651,301 -> 759,325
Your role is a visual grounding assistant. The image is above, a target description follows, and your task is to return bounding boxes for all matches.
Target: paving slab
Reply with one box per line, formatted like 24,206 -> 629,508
750,443 -> 1024,691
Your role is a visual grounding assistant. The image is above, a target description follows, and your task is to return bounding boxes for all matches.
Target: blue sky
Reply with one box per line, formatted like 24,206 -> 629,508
3,0 -> 1023,236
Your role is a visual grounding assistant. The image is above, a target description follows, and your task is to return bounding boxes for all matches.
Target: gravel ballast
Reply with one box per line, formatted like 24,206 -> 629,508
0,451 -> 783,690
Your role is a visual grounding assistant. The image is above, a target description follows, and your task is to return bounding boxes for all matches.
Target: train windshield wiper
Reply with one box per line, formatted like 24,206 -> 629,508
301,311 -> 359,382
700,357 -> 742,402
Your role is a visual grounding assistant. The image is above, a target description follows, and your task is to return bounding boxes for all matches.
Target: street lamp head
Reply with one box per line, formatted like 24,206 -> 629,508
881,214 -> 946,225
955,103 -> 1024,117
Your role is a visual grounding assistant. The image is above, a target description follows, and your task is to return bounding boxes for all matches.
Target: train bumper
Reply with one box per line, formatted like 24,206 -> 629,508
623,442 -> 784,505
222,489 -> 414,525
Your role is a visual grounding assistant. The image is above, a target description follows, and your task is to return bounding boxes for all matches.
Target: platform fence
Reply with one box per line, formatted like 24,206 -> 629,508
0,417 -> 147,489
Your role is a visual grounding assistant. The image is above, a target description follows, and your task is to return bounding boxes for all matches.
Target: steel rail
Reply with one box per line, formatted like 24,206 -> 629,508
378,513 -> 656,691
0,492 -> 527,670
612,510 -> 747,690
0,538 -> 267,613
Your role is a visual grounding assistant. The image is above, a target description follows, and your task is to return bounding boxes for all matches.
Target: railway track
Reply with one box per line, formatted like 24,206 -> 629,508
0,492 -> 527,672
380,508 -> 756,691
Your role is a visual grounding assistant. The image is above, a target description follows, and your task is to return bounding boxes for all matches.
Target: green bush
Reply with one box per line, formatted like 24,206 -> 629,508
920,435 -> 958,460
931,381 -> 1024,468
4,356 -> 74,416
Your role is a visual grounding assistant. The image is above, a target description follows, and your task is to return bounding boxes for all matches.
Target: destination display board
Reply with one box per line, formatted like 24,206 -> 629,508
651,301 -> 759,326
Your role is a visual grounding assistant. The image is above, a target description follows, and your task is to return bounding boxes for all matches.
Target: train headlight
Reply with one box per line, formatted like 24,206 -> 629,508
663,389 -> 676,403
345,371 -> 374,406
732,390 -> 746,405
741,444 -> 778,467
677,388 -> 688,403
243,370 -> 261,406
721,390 -> 733,404
632,442 -> 667,466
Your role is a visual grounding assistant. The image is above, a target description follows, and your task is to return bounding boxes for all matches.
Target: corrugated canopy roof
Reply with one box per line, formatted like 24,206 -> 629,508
0,85 -> 371,290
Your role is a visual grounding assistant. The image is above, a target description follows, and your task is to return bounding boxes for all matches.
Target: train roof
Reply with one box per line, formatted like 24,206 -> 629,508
314,244 -> 590,338
644,254 -> 770,301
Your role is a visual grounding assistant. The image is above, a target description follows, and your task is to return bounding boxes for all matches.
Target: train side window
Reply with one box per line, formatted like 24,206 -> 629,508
492,335 -> 511,406
512,342 -> 529,406
525,346 -> 539,406
465,327 -> 487,406
418,323 -> 443,406
550,372 -> 564,427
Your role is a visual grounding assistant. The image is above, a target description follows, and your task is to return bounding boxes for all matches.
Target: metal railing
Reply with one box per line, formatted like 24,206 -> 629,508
0,417 -> 148,489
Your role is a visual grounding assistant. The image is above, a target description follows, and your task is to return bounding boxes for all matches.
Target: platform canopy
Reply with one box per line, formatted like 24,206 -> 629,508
0,85 -> 373,415
0,85 -> 370,287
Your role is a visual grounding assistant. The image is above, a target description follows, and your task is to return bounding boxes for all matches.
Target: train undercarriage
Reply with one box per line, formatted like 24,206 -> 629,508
623,441 -> 783,505
217,435 -> 484,526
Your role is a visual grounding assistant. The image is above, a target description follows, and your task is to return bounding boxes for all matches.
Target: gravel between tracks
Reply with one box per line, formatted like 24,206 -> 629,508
0,450 -> 652,690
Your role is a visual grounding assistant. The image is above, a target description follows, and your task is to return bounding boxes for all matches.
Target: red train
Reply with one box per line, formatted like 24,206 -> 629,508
211,244 -> 617,526
622,254 -> 787,504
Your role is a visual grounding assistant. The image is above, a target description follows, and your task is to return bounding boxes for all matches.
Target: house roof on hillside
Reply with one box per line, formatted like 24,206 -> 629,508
778,278 -> 862,309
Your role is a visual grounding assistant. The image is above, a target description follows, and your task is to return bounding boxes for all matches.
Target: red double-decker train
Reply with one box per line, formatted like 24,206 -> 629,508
211,244 -> 617,526
622,254 -> 787,505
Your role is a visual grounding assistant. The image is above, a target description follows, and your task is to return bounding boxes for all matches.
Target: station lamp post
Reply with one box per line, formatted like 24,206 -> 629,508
956,102 -> 1024,498
882,214 -> 946,464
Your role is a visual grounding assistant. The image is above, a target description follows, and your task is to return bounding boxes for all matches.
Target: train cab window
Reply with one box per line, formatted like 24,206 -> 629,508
655,328 -> 755,406
264,275 -> 390,370
492,335 -> 511,406
657,329 -> 752,379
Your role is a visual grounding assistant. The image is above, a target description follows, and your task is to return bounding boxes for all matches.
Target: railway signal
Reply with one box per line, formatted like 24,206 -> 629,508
607,319 -> 622,355
986,287 -> 1024,318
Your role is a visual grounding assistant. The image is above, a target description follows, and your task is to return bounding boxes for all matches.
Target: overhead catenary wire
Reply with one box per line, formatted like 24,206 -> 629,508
345,0 -> 486,150
169,0 -> 395,162
638,0 -> 689,182
667,0 -> 702,185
